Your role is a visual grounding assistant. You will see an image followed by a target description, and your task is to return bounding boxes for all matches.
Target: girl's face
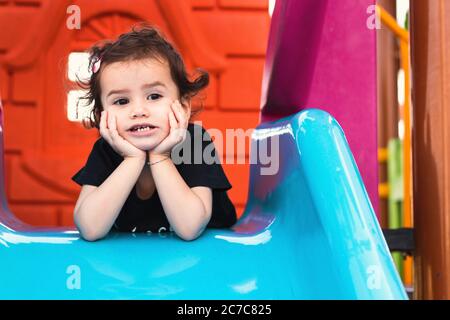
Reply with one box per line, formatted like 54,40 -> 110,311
99,57 -> 184,151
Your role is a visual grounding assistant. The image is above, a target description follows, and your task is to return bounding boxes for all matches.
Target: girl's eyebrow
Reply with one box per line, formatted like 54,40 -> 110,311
106,81 -> 166,98
142,81 -> 166,89
106,89 -> 130,98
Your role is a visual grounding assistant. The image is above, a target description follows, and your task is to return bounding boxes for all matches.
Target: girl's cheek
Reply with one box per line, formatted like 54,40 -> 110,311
160,114 -> 170,132
102,105 -> 112,114
115,117 -> 127,132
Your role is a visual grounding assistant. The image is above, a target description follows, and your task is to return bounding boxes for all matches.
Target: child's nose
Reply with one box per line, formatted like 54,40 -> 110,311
130,103 -> 148,118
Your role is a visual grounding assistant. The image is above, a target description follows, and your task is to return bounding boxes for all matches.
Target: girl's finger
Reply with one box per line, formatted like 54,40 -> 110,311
107,113 -> 117,140
107,112 -> 115,131
173,103 -> 187,142
99,111 -> 113,145
184,102 -> 191,119
168,110 -> 178,131
178,100 -> 190,127
179,100 -> 190,115
99,111 -> 106,132
178,127 -> 187,143
172,101 -> 187,128
108,114 -> 121,142
171,101 -> 182,121
99,110 -> 105,126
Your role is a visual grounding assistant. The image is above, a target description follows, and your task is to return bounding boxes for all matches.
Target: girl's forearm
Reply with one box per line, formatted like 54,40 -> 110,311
75,157 -> 145,241
150,156 -> 208,240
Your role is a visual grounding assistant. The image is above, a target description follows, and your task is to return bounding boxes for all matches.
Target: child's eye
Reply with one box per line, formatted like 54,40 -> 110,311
148,93 -> 162,101
113,98 -> 129,105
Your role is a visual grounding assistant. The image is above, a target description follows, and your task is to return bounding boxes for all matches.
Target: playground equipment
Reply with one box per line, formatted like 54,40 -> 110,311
0,107 -> 407,299
0,0 -> 407,299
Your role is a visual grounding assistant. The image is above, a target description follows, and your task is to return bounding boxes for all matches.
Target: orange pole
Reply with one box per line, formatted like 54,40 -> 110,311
400,40 -> 413,229
376,5 -> 409,42
400,39 -> 413,288
377,4 -> 413,287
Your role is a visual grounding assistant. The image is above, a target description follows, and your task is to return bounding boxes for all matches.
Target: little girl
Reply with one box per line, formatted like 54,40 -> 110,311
72,24 -> 236,241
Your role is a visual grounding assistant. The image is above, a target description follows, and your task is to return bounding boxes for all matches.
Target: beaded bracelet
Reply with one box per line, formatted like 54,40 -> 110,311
147,156 -> 170,166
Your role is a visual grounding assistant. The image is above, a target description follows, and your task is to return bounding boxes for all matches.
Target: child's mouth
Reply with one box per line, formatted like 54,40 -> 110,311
127,124 -> 158,137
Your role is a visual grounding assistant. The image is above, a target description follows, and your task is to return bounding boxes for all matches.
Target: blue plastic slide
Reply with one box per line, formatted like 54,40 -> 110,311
0,109 -> 407,299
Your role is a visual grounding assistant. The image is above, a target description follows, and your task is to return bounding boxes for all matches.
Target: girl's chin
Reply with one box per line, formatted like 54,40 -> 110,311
124,136 -> 159,151
132,142 -> 160,151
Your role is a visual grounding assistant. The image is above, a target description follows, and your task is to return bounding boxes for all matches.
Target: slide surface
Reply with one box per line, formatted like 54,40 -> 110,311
0,109 -> 407,299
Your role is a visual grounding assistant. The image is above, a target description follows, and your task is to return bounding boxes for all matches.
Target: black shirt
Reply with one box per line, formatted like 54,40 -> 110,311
72,123 -> 237,233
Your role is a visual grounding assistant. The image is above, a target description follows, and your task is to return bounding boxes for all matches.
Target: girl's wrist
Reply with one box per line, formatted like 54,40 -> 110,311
124,155 -> 147,165
148,152 -> 171,164
148,151 -> 170,159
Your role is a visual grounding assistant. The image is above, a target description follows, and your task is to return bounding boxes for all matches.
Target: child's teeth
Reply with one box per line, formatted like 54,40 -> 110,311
136,126 -> 151,132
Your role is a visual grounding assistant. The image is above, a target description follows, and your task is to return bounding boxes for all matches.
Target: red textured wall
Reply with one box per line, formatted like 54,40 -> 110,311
0,0 -> 270,226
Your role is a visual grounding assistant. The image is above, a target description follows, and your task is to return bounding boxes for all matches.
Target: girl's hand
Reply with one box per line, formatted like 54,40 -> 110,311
149,100 -> 190,157
99,110 -> 146,160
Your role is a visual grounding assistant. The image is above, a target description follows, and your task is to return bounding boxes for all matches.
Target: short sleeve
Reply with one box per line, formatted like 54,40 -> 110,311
174,123 -> 232,191
72,138 -> 119,187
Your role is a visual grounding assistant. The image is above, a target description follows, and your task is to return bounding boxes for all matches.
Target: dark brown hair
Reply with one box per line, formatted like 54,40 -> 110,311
77,23 -> 209,129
